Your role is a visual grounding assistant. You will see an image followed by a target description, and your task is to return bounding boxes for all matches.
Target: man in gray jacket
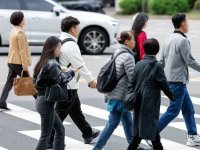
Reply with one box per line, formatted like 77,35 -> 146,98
159,13 -> 200,147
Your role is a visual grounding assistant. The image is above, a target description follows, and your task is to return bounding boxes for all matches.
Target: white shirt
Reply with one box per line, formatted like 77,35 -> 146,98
59,32 -> 94,89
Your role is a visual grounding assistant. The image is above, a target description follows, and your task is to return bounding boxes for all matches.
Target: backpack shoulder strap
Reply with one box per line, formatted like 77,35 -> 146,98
59,38 -> 76,68
61,38 -> 76,45
135,61 -> 158,91
111,50 -> 128,60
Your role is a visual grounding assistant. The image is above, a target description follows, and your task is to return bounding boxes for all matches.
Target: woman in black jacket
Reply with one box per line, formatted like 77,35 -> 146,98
33,36 -> 76,150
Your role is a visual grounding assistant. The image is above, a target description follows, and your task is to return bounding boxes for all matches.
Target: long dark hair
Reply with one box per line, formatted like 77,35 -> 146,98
131,12 -> 149,37
33,36 -> 61,79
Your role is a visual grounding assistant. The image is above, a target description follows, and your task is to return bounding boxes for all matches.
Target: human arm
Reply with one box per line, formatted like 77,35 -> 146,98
155,64 -> 176,100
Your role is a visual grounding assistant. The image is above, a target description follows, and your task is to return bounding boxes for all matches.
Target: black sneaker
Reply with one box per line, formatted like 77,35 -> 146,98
0,107 -> 11,111
84,130 -> 100,144
47,142 -> 53,149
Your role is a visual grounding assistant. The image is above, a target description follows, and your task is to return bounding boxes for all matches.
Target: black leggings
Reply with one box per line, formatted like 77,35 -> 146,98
127,133 -> 164,150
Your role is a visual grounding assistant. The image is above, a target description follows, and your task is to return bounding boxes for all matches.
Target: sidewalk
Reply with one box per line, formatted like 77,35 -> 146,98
104,7 -> 200,20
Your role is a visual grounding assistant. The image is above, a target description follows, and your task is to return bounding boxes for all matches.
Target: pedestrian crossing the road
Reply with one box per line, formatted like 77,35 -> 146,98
0,96 -> 200,150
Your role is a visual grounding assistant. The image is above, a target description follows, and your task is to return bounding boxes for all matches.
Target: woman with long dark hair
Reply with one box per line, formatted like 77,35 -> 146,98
132,12 -> 149,62
34,36 -> 76,150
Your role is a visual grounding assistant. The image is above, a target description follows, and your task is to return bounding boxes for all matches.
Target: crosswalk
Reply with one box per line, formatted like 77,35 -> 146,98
0,96 -> 200,150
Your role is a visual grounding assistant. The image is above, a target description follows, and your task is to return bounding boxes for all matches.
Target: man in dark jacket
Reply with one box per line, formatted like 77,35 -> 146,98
127,38 -> 175,150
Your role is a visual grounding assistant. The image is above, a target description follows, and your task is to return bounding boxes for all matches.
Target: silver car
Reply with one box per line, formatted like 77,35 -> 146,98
0,0 -> 119,54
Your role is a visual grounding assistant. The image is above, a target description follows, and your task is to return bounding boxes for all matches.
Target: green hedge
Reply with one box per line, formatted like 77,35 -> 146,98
119,0 -> 143,15
188,0 -> 197,8
151,0 -> 189,15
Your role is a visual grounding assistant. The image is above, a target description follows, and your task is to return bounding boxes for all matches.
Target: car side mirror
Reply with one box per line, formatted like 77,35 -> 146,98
53,7 -> 61,16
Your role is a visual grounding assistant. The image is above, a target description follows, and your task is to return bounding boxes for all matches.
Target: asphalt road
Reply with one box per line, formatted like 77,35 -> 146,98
0,18 -> 200,150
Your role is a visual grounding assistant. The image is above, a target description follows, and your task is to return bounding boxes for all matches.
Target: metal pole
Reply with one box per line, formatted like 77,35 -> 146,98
142,0 -> 145,12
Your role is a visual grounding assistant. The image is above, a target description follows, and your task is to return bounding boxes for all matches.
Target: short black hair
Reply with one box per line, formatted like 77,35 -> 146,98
10,11 -> 24,26
61,16 -> 80,33
172,13 -> 186,29
143,38 -> 160,55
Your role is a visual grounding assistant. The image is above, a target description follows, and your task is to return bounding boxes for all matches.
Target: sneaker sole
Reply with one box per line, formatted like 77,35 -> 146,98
84,131 -> 100,144
187,141 -> 200,147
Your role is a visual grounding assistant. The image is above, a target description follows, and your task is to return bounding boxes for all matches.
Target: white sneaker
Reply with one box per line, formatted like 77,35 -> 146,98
187,135 -> 200,147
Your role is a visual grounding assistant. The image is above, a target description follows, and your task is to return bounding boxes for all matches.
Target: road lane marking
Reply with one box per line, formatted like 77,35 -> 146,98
6,103 -> 71,125
3,102 -> 200,150
19,130 -> 93,150
0,146 -> 8,150
81,104 -> 200,121
169,122 -> 200,132
162,96 -> 200,106
93,126 -> 198,150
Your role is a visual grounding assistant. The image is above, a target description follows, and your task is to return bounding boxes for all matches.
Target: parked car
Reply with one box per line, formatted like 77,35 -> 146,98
0,0 -> 119,54
54,0 -> 105,14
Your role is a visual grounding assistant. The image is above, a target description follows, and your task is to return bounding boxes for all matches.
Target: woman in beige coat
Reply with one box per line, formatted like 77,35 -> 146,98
0,11 -> 32,111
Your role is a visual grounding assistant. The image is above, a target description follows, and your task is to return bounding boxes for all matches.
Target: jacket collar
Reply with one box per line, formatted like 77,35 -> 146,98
119,44 -> 135,56
60,32 -> 78,42
143,55 -> 157,63
174,30 -> 187,38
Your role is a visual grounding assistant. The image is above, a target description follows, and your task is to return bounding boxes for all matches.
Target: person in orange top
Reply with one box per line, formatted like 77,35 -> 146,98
131,13 -> 149,62
0,11 -> 32,111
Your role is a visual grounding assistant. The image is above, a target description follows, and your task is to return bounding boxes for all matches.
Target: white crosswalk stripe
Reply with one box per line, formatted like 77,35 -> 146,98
0,146 -> 8,150
1,95 -> 200,150
19,130 -> 93,150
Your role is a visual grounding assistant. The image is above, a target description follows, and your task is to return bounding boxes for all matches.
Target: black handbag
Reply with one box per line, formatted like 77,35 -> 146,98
124,61 -> 158,111
44,83 -> 68,102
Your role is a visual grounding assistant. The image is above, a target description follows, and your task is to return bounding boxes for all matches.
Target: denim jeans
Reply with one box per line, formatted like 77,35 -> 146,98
35,96 -> 65,150
94,110 -> 133,149
159,83 -> 197,135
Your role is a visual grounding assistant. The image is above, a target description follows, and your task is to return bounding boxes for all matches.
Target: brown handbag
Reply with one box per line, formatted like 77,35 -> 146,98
13,70 -> 37,96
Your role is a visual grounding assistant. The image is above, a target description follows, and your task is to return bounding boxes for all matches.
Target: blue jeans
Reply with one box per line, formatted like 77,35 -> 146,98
94,110 -> 133,149
159,83 -> 197,135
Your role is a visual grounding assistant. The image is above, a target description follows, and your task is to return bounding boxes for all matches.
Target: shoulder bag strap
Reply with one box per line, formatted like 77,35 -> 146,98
134,61 -> 158,92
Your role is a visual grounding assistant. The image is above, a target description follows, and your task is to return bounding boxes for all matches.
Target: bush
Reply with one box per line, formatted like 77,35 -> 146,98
152,0 -> 189,15
119,0 -> 148,15
194,0 -> 200,10
188,0 -> 197,8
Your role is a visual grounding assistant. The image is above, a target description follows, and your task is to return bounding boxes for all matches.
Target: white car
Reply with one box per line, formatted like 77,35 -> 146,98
0,0 -> 119,54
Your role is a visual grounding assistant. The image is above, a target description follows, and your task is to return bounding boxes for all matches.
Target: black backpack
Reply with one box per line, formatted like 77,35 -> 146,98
97,51 -> 128,93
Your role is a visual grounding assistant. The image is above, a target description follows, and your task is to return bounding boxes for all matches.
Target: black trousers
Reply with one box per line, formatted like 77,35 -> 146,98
49,90 -> 92,143
127,133 -> 164,150
0,64 -> 35,108
0,64 -> 24,107
36,96 -> 65,150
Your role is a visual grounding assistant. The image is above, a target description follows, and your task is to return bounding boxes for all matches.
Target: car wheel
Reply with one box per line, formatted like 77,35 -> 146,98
79,27 -> 108,54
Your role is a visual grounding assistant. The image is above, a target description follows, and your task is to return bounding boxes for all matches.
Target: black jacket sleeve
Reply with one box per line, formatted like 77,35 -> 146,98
49,62 -> 75,85
155,64 -> 175,100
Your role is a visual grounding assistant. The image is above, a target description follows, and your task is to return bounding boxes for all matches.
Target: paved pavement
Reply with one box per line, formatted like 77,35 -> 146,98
1,18 -> 200,150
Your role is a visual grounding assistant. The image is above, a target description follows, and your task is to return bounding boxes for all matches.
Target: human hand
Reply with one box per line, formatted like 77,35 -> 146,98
89,81 -> 97,89
72,68 -> 79,73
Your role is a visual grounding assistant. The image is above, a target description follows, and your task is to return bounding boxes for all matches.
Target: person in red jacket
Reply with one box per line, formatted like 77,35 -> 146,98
132,13 -> 149,61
